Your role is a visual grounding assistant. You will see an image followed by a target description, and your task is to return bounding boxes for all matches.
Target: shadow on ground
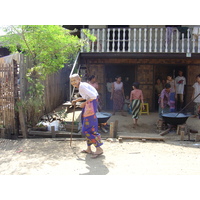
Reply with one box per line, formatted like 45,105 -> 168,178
79,154 -> 109,175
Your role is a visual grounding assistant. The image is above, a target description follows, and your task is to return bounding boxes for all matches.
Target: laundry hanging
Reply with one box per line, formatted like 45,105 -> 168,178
193,27 -> 200,36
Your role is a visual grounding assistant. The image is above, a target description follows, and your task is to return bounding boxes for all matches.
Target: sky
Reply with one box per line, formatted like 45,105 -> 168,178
0,1 -> 199,28
0,28 -> 6,36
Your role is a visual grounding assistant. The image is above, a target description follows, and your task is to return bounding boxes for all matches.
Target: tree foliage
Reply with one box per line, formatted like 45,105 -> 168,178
0,25 -> 95,78
0,25 -> 95,127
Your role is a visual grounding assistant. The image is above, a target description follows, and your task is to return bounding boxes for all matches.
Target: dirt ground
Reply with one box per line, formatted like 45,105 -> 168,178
0,109 -> 200,175
64,108 -> 200,142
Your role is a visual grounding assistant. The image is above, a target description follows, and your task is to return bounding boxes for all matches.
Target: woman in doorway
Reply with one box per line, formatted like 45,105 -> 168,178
111,75 -> 126,116
87,75 -> 99,90
130,82 -> 145,128
167,74 -> 176,112
87,75 -> 102,111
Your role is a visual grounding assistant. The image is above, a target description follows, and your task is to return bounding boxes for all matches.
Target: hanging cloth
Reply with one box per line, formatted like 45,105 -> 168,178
193,27 -> 200,36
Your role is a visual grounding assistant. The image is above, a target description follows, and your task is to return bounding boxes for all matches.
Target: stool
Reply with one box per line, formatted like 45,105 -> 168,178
139,103 -> 149,115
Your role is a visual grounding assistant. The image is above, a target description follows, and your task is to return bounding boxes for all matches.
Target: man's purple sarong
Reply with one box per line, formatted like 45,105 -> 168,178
81,99 -> 103,147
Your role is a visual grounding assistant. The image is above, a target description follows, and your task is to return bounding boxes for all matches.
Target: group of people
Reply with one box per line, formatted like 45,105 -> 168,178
157,70 -> 200,119
69,71 -> 200,159
106,75 -> 144,127
155,70 -> 187,118
69,74 -> 144,158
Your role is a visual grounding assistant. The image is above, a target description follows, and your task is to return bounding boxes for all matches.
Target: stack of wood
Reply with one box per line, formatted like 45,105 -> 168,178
159,123 -> 199,141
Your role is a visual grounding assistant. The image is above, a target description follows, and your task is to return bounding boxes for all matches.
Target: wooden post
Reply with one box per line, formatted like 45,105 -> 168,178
188,132 -> 191,141
118,137 -> 123,143
180,130 -> 185,141
178,125 -> 186,141
18,105 -> 27,138
51,126 -> 56,138
195,134 -> 200,142
157,119 -> 163,132
114,120 -> 118,138
176,125 -> 180,135
109,122 -> 115,138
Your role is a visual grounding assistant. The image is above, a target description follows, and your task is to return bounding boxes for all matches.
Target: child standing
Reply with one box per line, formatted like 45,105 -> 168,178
130,82 -> 144,128
167,74 -> 176,112
175,70 -> 186,111
123,95 -> 131,114
158,83 -> 171,118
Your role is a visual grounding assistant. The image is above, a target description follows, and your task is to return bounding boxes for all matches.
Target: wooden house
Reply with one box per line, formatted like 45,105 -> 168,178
67,25 -> 200,112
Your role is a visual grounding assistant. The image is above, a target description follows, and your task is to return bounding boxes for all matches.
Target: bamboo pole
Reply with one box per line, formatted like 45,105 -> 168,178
18,105 -> 27,138
70,105 -> 76,146
109,122 -> 115,138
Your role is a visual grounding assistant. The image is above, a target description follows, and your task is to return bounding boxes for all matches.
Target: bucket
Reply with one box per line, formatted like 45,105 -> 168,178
48,120 -> 60,131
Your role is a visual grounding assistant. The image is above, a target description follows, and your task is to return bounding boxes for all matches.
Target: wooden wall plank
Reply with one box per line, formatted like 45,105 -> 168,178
83,57 -> 200,112
0,53 -> 70,137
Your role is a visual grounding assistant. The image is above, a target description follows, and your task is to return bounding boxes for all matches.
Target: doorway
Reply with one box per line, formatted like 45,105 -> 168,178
154,64 -> 187,111
105,63 -> 136,109
105,64 -> 135,84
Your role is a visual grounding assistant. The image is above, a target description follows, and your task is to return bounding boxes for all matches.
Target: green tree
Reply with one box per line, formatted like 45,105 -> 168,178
0,25 -> 95,127
0,25 -> 94,77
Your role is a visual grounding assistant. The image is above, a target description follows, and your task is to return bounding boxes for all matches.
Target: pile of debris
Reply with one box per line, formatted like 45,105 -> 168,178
28,109 -> 80,138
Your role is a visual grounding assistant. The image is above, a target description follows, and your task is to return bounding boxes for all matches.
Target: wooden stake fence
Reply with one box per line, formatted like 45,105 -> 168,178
0,53 -> 70,138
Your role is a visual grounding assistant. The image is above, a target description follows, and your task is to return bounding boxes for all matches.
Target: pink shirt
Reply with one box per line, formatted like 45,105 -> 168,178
130,89 -> 144,101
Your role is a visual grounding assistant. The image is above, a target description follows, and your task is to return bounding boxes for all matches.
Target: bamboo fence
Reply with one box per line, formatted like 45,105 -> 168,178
0,53 -> 70,138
